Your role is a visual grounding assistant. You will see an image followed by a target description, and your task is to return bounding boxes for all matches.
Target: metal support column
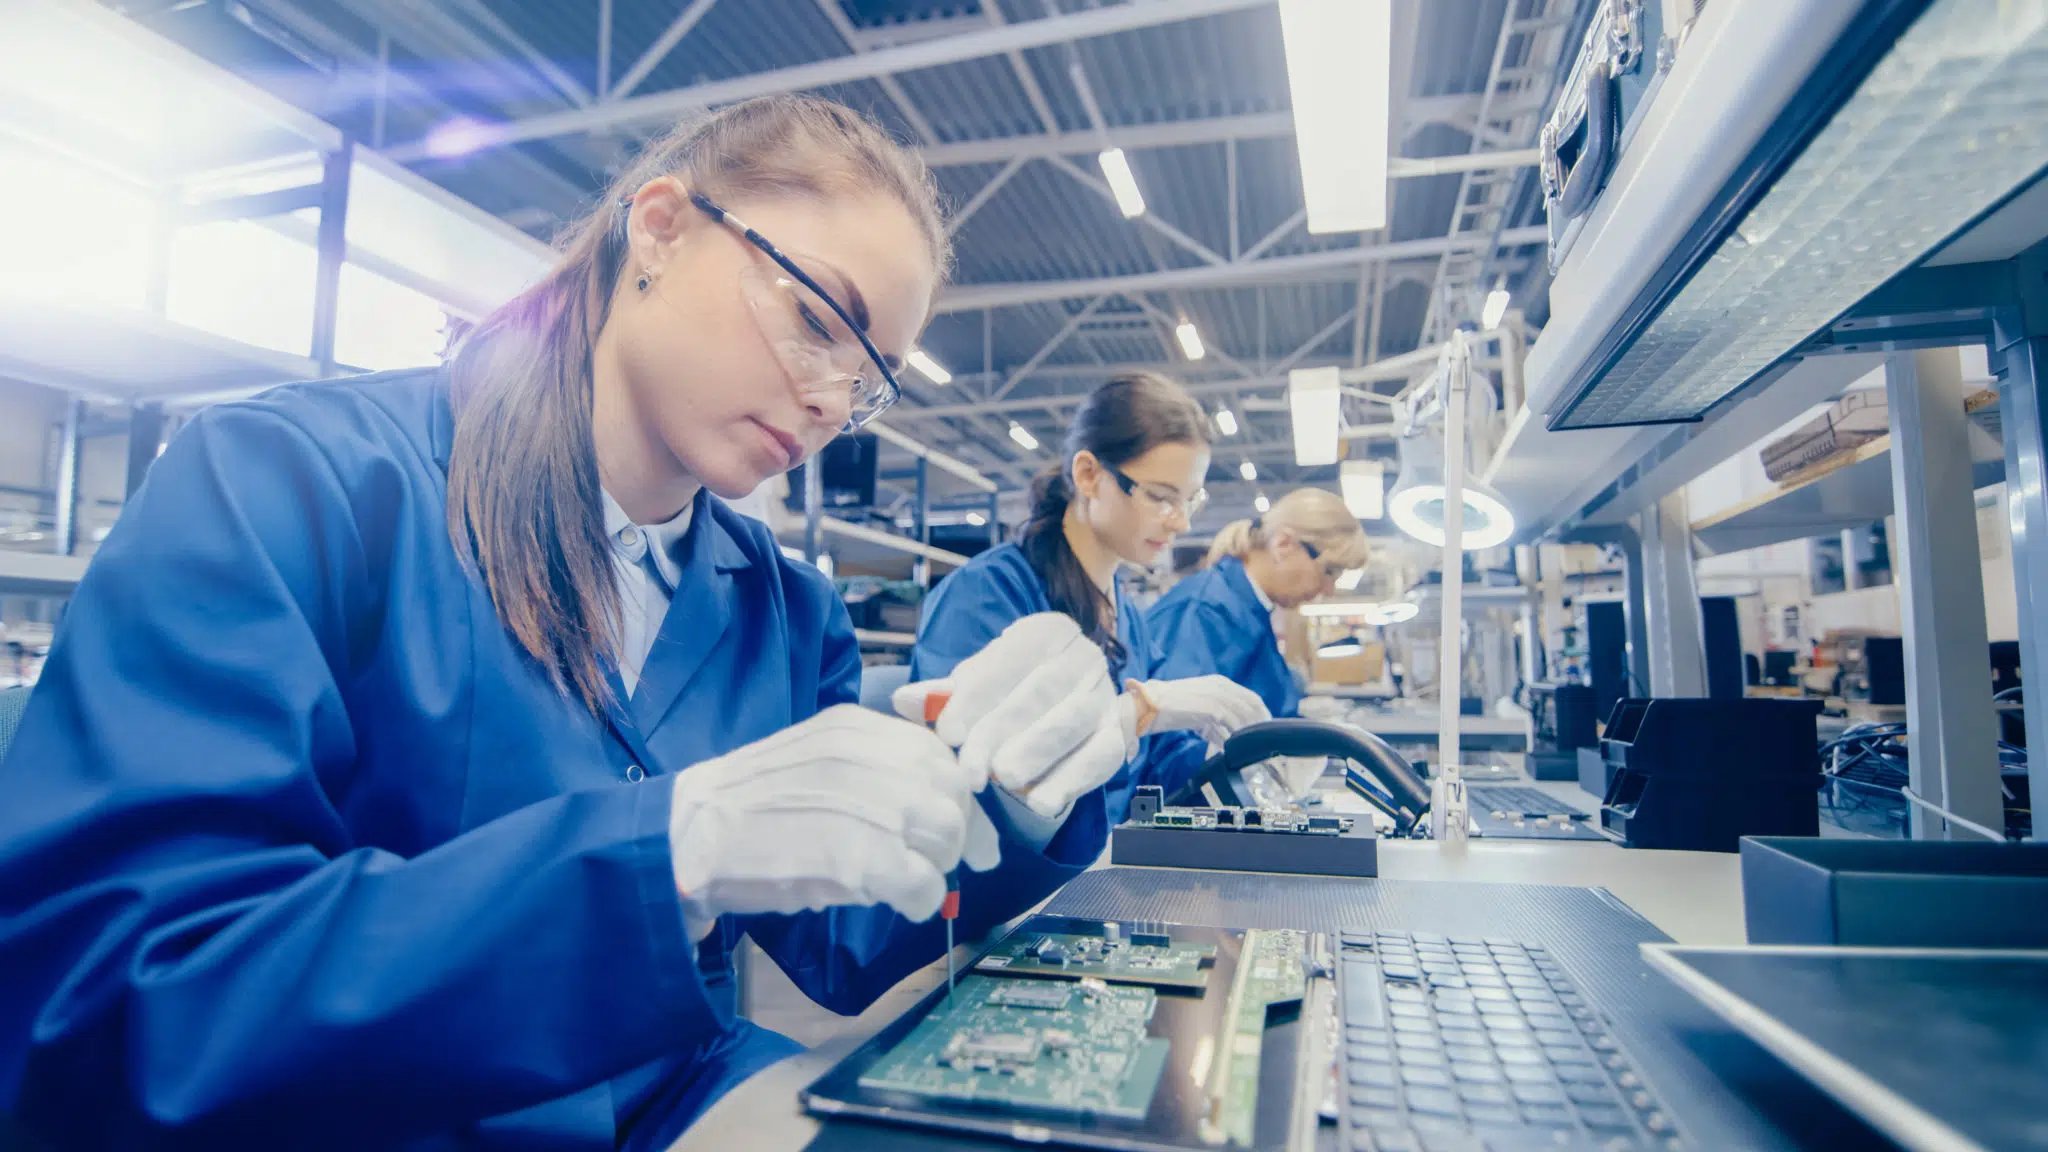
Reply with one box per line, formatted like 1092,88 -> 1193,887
1638,491 -> 1707,696
1887,348 -> 2004,839
1568,524 -> 1652,699
913,458 -> 930,545
987,491 -> 1000,546
802,457 -> 824,566
1994,330 -> 2048,840
310,143 -> 353,376
125,404 -> 167,498
53,399 -> 83,557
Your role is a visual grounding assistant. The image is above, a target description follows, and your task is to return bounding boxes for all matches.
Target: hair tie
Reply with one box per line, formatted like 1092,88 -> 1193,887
1251,516 -> 1264,532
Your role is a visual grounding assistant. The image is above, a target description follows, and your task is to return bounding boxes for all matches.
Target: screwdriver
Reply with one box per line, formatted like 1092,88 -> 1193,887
923,690 -> 961,999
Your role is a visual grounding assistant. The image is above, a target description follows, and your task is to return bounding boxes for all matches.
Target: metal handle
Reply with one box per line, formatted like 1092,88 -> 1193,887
1555,60 -> 1616,221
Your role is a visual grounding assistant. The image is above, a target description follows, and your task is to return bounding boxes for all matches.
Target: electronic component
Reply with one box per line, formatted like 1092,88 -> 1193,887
1201,929 -> 1308,1146
857,975 -> 1169,1120
987,982 -> 1075,1010
978,929 -> 1215,990
1123,785 -> 1354,837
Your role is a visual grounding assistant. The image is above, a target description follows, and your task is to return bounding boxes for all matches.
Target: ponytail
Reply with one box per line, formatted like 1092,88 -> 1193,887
1019,465 -> 1127,671
1204,517 -> 1262,568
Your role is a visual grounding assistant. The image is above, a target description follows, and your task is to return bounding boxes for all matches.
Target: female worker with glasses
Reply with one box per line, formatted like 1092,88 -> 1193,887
1148,488 -> 1372,721
909,374 -> 1273,823
0,97 -> 1135,1151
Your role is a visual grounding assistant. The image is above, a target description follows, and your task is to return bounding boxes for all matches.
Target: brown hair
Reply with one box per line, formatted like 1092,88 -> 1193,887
445,95 -> 949,713
1205,487 -> 1370,571
1020,373 -> 1210,675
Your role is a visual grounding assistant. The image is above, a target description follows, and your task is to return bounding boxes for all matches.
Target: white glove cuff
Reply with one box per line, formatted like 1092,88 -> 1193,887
668,775 -> 722,945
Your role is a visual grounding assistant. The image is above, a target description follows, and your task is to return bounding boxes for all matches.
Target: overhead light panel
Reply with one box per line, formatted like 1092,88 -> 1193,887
1481,285 -> 1511,330
907,347 -> 952,385
1215,407 -> 1239,437
1097,148 -> 1147,219
1008,422 -> 1040,451
1239,460 -> 1258,482
1549,0 -> 2048,430
1278,0 -> 1391,233
1175,319 -> 1206,361
1335,567 -> 1365,592
1289,366 -> 1342,466
966,511 -> 987,526
1340,460 -> 1385,520
1254,493 -> 1271,514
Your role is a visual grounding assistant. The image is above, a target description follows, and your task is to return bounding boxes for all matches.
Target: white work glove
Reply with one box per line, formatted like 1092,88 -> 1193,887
894,613 -> 1130,821
1122,675 -> 1271,748
668,704 -> 1002,943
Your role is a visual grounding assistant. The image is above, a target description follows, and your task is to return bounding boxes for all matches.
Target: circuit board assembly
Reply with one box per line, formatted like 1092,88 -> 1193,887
1202,928 -> 1310,1147
856,974 -> 1171,1120
1125,785 -> 1352,835
975,924 -> 1218,990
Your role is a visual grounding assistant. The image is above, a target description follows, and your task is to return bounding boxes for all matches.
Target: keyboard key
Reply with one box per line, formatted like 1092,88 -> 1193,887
1548,1046 -> 1596,1067
1477,1002 -> 1520,1018
1347,1128 -> 1378,1152
1457,1083 -> 1513,1106
1452,1062 -> 1504,1085
1512,1081 -> 1565,1105
1628,1090 -> 1654,1111
1386,966 -> 1424,982
1419,1129 -> 1483,1152
1436,1001 -> 1479,1018
1344,964 -> 1387,1028
1466,974 -> 1509,989
1351,1043 -> 1395,1065
1483,1016 -> 1531,1034
1533,1029 -> 1578,1047
1568,1082 -> 1620,1107
1588,1033 -> 1620,1053
1369,1128 -> 1422,1152
1402,1048 -> 1450,1069
1521,1102 -> 1574,1126
1513,986 -> 1551,1002
1349,1026 -> 1392,1045
1390,1001 -> 1431,1019
1348,1063 -> 1398,1088
1350,1085 -> 1402,1109
1578,1103 -> 1633,1131
1523,1001 -> 1567,1017
1463,1102 -> 1520,1127
1401,1065 -> 1454,1088
1439,1014 -> 1483,1032
1556,1063 -> 1606,1084
1472,987 -> 1514,1002
1616,1070 -> 1642,1090
1643,1111 -> 1674,1134
1445,1043 -> 1493,1064
1501,1063 -> 1550,1085
1489,1032 -> 1537,1050
1404,1086 -> 1461,1116
1393,1016 -> 1434,1034
1495,1047 -> 1543,1066
1396,1029 -> 1444,1050
1351,1103 -> 1402,1127
1341,932 -> 1374,947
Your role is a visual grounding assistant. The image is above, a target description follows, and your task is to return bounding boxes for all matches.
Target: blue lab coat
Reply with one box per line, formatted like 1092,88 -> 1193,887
1146,554 -> 1301,720
909,542 -> 1210,822
0,367 -> 1107,1151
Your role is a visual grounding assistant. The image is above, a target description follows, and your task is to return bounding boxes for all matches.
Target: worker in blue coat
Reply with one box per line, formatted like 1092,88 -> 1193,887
912,374 -> 1271,823
0,96 -> 1134,1151
1148,487 -> 1372,720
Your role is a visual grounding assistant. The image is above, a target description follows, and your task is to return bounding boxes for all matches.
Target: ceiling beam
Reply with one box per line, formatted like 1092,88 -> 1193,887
382,0 -> 1273,160
937,226 -> 1548,312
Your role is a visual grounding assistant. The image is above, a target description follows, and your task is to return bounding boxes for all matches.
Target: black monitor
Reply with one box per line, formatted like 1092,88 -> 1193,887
1585,599 -> 1628,722
783,433 -> 879,511
1762,650 -> 1798,687
1702,596 -> 1745,700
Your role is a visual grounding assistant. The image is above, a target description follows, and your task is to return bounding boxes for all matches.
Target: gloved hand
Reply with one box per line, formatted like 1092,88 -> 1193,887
894,613 -> 1129,820
1122,675 -> 1271,748
668,704 -> 1002,942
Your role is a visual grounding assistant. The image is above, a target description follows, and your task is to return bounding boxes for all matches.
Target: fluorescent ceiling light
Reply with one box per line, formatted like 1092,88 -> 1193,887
1335,567 -> 1365,592
1174,319 -> 1206,361
1481,286 -> 1511,330
1008,422 -> 1040,451
1239,460 -> 1258,482
1254,493 -> 1271,514
907,347 -> 952,385
1215,408 -> 1239,436
1289,365 -> 1342,466
1097,148 -> 1147,219
1340,459 -> 1385,520
1550,0 -> 2048,430
966,511 -> 987,526
1300,600 -> 1373,618
1279,0 -> 1391,233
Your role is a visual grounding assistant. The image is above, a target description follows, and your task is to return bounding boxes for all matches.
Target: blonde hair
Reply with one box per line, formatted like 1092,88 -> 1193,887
1206,487 -> 1370,571
446,95 -> 948,714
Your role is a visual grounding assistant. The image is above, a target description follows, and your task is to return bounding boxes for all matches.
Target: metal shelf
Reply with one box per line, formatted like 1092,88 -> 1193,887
0,551 -> 88,597
778,516 -> 969,576
0,295 -> 322,403
853,629 -> 916,647
1691,431 -> 2006,556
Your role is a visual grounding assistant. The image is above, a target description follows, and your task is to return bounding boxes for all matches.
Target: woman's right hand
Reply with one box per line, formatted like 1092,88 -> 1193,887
666,704 -> 1002,942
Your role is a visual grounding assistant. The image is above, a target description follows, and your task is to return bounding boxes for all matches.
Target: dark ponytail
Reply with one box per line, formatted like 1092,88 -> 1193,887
1016,372 -> 1210,677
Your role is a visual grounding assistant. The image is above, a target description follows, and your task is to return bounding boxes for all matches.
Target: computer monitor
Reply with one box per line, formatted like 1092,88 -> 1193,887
1584,599 -> 1627,721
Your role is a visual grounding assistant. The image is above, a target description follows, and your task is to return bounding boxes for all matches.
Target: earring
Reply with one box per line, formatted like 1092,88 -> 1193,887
636,269 -> 654,292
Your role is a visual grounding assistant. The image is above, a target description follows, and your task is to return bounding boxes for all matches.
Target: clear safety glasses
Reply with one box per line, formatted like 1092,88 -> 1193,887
691,193 -> 902,431
1104,462 -> 1208,521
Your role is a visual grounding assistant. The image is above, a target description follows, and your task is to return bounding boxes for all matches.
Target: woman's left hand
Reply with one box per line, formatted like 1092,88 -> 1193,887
894,613 -> 1131,819
1124,675 -> 1271,747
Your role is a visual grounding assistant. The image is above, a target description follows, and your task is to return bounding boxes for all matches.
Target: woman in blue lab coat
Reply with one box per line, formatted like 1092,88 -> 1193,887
1148,487 -> 1371,719
0,96 -> 1134,1151
911,374 -> 1272,822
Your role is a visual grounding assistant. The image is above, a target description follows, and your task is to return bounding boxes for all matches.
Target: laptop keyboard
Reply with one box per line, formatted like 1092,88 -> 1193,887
1337,931 -> 1683,1152
1466,786 -> 1588,818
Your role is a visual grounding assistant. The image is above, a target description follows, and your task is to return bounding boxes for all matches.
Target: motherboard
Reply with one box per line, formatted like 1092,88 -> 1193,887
857,974 -> 1171,1120
1126,785 -> 1353,835
975,923 -> 1218,990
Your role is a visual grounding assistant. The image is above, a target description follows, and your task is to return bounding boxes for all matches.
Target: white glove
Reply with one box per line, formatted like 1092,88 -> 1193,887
1122,675 -> 1271,748
894,613 -> 1130,820
668,704 -> 1002,942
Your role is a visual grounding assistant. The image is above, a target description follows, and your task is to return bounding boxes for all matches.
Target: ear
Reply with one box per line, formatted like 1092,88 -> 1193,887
625,175 -> 701,275
1268,526 -> 1297,556
1070,450 -> 1106,500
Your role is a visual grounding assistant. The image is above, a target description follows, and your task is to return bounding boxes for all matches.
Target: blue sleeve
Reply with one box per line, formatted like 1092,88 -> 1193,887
1149,598 -> 1249,684
742,575 -> 1107,1016
0,408 -> 719,1148
907,559 -> 1036,683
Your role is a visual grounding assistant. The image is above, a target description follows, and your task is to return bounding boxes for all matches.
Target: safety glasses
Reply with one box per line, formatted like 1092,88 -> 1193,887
1296,536 -> 1348,581
1103,462 -> 1209,521
684,193 -> 903,431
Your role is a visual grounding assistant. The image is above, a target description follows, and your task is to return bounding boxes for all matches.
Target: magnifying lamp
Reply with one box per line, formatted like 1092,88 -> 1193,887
1386,430 -> 1515,551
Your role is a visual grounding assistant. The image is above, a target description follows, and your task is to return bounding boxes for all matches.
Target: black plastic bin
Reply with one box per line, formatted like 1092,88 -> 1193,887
1742,836 -> 2048,947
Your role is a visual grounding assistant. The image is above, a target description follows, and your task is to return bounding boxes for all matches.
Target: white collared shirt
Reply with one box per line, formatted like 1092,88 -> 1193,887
601,489 -> 695,696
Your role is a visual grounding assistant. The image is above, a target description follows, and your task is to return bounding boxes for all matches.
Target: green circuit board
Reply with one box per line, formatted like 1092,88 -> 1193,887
974,929 -> 1218,990
1202,929 -> 1309,1147
857,974 -> 1170,1120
